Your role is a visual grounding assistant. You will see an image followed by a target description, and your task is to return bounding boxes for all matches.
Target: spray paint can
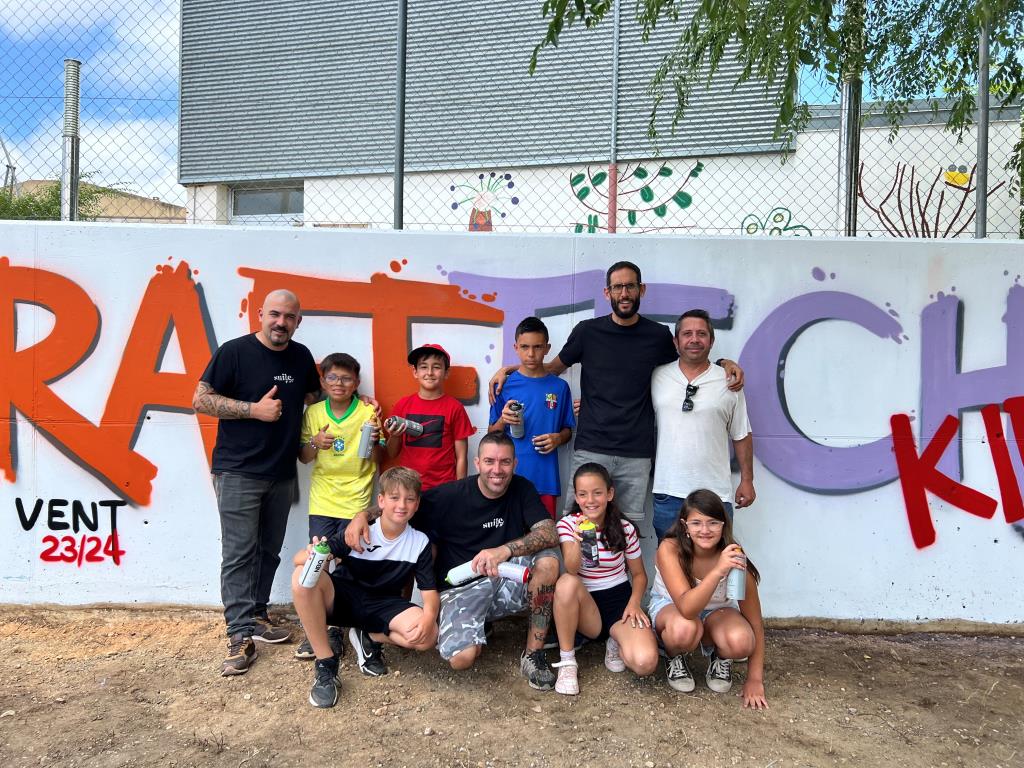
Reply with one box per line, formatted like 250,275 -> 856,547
384,415 -> 424,438
726,547 -> 746,601
445,560 -> 533,586
299,540 -> 332,589
578,518 -> 599,568
496,562 -> 531,583
357,421 -> 375,458
445,560 -> 481,586
507,400 -> 525,439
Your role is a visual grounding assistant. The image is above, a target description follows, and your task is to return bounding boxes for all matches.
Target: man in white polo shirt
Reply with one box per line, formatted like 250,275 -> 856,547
651,309 -> 755,539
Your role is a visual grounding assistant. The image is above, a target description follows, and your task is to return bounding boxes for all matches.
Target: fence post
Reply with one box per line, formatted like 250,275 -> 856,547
393,0 -> 407,230
975,16 -> 989,239
607,0 -> 621,233
61,58 -> 81,222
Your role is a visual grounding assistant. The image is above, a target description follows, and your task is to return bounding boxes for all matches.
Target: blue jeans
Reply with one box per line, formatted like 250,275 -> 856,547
563,450 -> 652,525
213,472 -> 296,637
653,493 -> 734,541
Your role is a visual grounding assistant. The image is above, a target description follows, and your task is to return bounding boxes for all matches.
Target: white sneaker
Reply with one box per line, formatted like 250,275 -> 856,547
706,654 -> 733,693
604,637 -> 626,673
666,654 -> 695,692
552,660 -> 579,695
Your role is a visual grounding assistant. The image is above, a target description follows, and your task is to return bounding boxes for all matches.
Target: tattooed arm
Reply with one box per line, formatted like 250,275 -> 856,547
470,519 -> 558,577
192,380 -> 282,422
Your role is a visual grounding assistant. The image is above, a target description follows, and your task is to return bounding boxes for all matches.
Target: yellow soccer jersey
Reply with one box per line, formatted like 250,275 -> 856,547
300,398 -> 376,519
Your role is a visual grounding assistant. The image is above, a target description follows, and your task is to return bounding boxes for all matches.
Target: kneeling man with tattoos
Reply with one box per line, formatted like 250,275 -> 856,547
346,432 -> 560,689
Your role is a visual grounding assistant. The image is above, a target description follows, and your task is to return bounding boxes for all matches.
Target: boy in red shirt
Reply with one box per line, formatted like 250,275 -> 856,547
383,344 -> 475,490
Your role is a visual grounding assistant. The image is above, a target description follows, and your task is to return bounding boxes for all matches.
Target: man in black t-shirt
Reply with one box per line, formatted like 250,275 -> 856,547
194,289 -> 321,676
490,262 -> 742,537
347,432 -> 561,690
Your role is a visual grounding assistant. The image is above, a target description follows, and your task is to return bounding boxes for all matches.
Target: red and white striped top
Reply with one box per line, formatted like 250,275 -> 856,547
557,513 -> 642,592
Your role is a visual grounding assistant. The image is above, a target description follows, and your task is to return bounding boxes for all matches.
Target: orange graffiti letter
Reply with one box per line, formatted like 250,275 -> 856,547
0,258 -> 156,503
101,262 -> 219,468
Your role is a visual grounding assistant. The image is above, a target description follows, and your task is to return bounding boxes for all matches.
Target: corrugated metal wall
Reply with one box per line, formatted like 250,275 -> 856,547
179,0 -> 782,184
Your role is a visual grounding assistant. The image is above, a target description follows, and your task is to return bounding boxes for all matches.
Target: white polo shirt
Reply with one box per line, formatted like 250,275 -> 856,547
651,361 -> 751,501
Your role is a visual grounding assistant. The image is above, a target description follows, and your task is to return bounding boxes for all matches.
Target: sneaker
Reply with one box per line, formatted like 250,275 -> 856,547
552,660 -> 579,695
349,628 -> 387,676
308,656 -> 340,708
666,654 -> 695,693
252,615 -> 292,644
604,637 -> 626,673
295,627 -> 345,660
221,633 -> 258,676
520,649 -> 556,690
294,637 -> 315,660
706,654 -> 733,693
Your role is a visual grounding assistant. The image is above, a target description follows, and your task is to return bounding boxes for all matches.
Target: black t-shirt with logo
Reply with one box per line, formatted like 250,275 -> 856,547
412,475 -> 549,589
557,314 -> 678,458
201,333 -> 320,480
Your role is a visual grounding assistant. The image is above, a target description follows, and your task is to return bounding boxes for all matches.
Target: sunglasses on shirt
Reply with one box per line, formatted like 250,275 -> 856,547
681,383 -> 699,413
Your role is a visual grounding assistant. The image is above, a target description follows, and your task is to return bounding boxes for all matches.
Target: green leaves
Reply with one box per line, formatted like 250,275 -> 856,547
640,186 -> 654,202
673,190 -> 693,209
591,171 -> 607,186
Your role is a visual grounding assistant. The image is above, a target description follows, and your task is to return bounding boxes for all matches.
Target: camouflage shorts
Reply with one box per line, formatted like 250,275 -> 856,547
436,549 -> 561,660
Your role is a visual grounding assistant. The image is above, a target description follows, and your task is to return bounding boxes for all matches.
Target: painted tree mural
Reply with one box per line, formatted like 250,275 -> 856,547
570,160 -> 705,233
858,161 -> 1006,238
450,172 -> 520,231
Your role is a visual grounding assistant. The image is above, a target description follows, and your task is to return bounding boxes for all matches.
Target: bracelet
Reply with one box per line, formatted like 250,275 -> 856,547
715,358 -> 725,367
308,437 -> 318,450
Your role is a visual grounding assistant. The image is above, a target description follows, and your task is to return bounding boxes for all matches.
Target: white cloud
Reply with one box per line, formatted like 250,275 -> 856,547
11,114 -> 184,205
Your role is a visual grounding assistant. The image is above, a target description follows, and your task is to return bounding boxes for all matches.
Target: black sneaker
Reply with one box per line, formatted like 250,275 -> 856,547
295,627 -> 345,660
520,649 -> 556,690
252,615 -> 292,644
309,656 -> 340,708
221,633 -> 258,676
349,627 -> 387,676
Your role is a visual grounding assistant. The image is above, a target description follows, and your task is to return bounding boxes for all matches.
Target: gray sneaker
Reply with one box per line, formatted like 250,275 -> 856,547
706,654 -> 733,693
309,656 -> 340,708
666,654 -> 695,692
520,649 -> 556,690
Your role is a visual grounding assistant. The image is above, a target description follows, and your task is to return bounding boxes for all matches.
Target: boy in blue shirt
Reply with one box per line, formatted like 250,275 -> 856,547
488,316 -> 575,517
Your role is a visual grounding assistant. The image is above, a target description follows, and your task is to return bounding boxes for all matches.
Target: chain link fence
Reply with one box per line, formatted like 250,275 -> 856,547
2,1 -> 1021,238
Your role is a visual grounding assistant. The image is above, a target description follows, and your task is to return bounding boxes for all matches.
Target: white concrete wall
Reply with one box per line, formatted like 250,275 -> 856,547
1,222 -> 1022,623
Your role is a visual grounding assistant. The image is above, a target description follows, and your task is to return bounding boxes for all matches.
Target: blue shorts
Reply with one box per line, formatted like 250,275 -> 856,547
653,493 -> 734,541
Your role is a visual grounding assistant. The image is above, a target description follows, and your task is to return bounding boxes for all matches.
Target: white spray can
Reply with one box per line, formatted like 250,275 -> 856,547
299,540 -> 332,589
726,547 -> 746,601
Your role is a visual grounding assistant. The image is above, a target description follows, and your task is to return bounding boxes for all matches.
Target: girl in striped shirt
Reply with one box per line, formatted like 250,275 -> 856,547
551,462 -> 659,695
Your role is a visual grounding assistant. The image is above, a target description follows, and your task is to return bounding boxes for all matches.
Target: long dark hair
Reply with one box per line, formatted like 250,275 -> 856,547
570,462 -> 628,553
666,489 -> 760,588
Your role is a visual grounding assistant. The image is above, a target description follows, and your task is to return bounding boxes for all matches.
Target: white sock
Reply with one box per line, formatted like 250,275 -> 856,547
559,649 -> 576,663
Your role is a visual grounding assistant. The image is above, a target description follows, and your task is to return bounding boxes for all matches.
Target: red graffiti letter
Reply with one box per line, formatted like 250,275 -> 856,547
101,262 -> 219,468
998,396 -> 1024,523
890,413 -> 998,548
0,258 -> 156,503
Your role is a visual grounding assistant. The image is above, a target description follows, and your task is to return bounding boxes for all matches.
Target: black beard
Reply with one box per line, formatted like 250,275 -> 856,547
609,296 -> 640,320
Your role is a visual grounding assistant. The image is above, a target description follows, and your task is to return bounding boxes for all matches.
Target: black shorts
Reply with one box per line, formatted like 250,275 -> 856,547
309,515 -> 350,542
580,581 -> 632,643
326,577 -> 415,634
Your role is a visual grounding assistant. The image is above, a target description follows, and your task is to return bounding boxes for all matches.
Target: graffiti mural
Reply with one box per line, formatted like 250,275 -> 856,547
741,207 -> 812,236
858,161 -> 1007,238
1,223 -> 1021,621
449,171 -> 520,231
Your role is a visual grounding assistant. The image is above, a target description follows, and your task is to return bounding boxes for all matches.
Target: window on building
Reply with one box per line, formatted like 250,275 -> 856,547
230,186 -> 303,223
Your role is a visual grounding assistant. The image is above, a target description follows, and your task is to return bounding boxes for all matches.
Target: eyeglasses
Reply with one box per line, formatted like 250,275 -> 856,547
324,373 -> 356,385
608,282 -> 640,295
685,520 -> 724,531
681,383 -> 699,412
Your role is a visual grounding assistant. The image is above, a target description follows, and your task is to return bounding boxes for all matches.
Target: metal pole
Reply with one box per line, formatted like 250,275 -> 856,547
607,0 -> 621,233
61,58 -> 81,221
837,77 -> 862,236
975,17 -> 989,238
393,0 -> 407,230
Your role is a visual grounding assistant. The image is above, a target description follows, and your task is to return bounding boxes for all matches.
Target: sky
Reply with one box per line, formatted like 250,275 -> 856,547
0,1 -> 183,204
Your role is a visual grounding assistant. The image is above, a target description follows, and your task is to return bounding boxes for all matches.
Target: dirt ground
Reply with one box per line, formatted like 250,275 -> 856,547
0,607 -> 1021,768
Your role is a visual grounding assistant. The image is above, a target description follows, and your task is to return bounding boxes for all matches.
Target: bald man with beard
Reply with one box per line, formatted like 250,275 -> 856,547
194,290 -> 321,676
